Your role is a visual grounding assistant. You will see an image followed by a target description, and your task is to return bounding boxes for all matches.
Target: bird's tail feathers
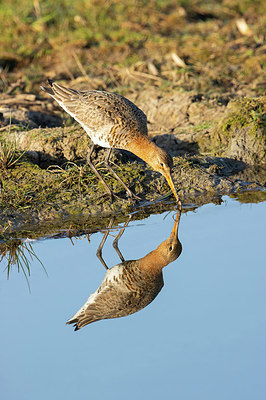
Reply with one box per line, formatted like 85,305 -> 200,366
40,79 -> 79,102
52,82 -> 79,100
40,85 -> 54,96
66,309 -> 101,330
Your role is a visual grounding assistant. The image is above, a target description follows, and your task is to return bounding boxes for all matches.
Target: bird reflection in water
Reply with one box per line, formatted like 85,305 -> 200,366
67,209 -> 182,330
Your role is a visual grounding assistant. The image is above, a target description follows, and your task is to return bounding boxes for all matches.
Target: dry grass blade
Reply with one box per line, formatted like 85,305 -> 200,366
171,52 -> 186,68
0,239 -> 47,293
0,139 -> 25,169
0,118 -> 26,169
147,61 -> 159,76
236,18 -> 253,36
72,51 -> 94,86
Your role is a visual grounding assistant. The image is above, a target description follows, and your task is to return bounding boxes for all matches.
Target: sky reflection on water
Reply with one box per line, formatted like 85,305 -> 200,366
1,196 -> 265,400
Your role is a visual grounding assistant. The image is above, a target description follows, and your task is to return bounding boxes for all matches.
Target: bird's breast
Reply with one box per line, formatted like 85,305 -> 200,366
83,124 -> 113,148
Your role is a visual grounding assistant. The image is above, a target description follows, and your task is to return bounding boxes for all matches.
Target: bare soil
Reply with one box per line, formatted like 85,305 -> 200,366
0,0 -> 265,238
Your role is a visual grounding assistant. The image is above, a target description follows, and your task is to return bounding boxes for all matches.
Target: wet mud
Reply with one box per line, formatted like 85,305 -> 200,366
0,91 -> 265,238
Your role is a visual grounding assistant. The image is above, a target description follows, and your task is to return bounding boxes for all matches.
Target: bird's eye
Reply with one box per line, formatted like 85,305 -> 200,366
169,246 -> 173,251
160,162 -> 164,167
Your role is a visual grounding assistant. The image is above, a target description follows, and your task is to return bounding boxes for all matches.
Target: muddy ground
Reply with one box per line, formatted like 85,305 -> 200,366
0,0 -> 265,239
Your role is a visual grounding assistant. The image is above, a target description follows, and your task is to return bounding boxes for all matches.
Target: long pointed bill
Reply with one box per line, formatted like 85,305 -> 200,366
170,209 -> 181,238
165,172 -> 181,205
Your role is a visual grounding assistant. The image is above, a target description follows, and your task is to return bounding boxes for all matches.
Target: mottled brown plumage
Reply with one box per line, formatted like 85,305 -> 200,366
66,210 -> 182,330
40,80 -> 181,204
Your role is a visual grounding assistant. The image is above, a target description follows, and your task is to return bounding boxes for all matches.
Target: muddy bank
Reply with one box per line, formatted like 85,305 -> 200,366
0,148 -> 264,237
2,91 -> 265,165
0,90 -> 265,236
1,186 -> 265,242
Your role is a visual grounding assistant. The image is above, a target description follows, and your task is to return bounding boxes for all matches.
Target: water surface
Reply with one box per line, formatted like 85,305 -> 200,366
1,196 -> 265,400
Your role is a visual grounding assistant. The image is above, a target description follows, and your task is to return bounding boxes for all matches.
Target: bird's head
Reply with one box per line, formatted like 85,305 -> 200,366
149,147 -> 180,204
127,137 -> 181,207
154,209 -> 182,267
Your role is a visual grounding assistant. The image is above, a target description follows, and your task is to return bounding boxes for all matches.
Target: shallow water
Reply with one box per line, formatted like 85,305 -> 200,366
1,196 -> 266,400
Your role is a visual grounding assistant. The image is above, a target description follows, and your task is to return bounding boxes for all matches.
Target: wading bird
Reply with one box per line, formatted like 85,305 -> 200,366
41,80 -> 181,203
66,209 -> 182,330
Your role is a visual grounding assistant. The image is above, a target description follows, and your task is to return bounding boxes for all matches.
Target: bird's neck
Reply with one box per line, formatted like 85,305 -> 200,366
126,136 -> 158,168
139,248 -> 166,274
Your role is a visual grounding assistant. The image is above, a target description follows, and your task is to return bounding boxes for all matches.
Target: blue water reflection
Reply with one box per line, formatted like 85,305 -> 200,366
1,197 -> 265,400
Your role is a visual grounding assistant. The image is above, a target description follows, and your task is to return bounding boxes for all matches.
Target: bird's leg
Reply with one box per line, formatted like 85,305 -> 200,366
104,149 -> 141,201
112,215 -> 132,262
96,218 -> 115,270
87,144 -> 114,201
96,231 -> 109,270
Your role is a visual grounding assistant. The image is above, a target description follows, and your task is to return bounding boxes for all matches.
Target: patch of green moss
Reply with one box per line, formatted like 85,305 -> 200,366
206,96 -> 266,162
230,190 -> 266,204
219,97 -> 265,136
0,156 -> 150,212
